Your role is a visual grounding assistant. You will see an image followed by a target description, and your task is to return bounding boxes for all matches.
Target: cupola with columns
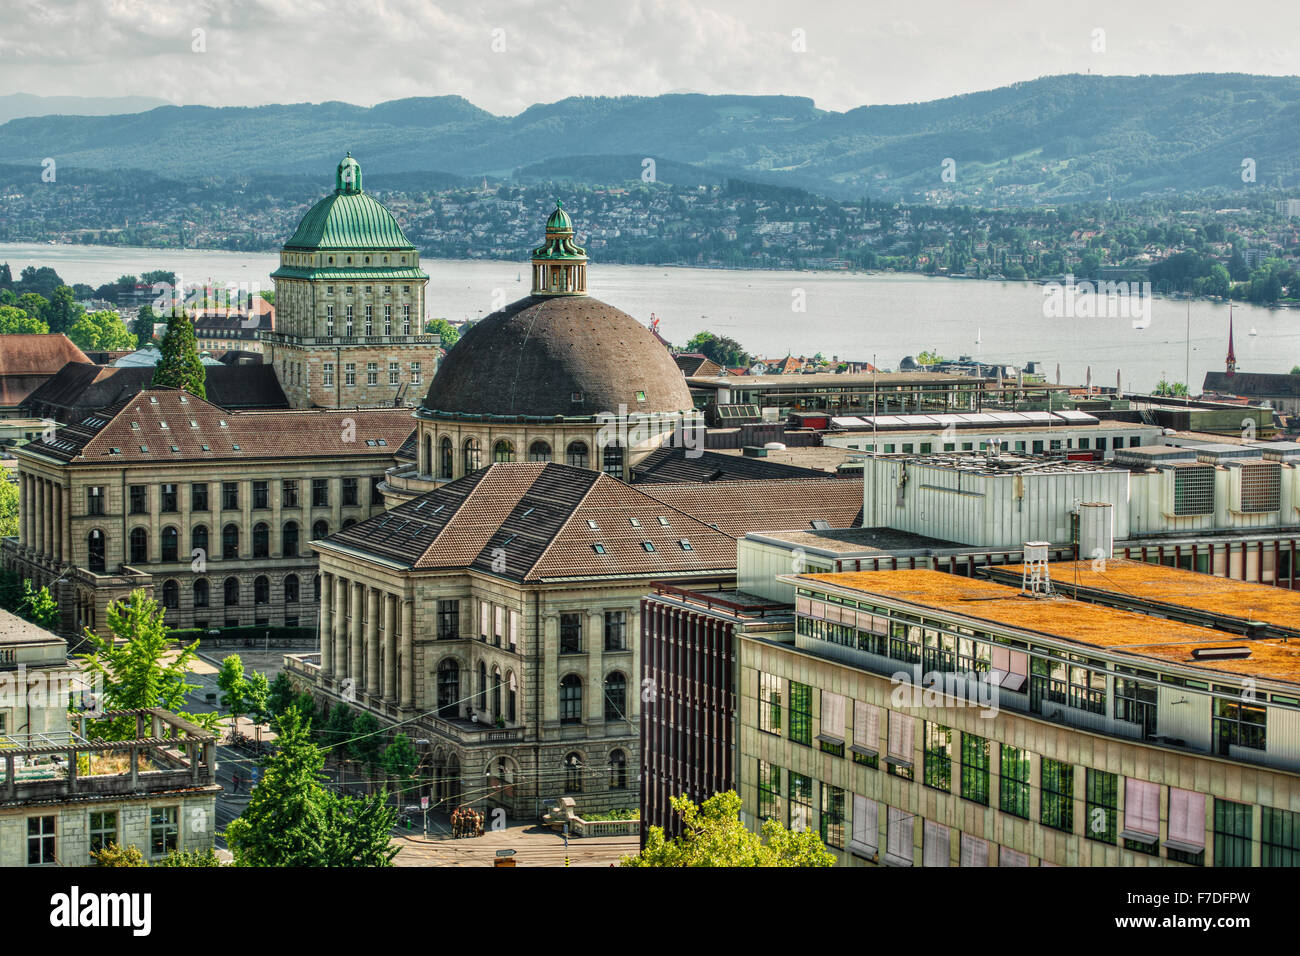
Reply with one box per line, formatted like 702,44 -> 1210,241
531,201 -> 588,296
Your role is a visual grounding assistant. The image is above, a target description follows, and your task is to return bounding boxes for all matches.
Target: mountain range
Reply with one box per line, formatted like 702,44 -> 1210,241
1,74 -> 1298,202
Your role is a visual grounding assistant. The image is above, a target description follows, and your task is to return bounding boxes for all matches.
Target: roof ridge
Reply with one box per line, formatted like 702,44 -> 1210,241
518,463 -> 604,580
416,464 -> 525,564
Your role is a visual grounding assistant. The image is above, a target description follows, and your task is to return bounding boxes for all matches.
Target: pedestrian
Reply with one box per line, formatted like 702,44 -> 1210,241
233,771 -> 241,794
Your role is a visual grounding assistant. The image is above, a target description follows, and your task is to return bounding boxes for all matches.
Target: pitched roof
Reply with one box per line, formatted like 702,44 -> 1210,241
320,461 -> 737,582
629,446 -> 840,483
0,334 -> 90,407
21,362 -> 288,418
1204,371 -> 1300,398
674,353 -> 725,377
640,478 -> 865,537
21,387 -> 413,465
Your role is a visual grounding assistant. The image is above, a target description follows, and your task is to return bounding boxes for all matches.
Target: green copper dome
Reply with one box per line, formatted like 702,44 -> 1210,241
282,155 -> 416,251
545,200 -> 573,233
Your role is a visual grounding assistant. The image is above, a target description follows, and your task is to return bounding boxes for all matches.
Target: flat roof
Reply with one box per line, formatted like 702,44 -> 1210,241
869,451 -> 1122,475
998,559 -> 1300,638
749,526 -> 961,555
795,569 -> 1300,686
0,608 -> 65,647
688,371 -> 986,388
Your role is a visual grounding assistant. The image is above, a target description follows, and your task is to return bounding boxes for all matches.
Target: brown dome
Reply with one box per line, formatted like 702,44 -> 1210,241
421,295 -> 693,418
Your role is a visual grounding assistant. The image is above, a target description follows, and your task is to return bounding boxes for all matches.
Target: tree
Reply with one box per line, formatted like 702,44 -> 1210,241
916,350 -> 943,366
267,671 -> 296,717
132,304 -> 158,348
685,330 -> 750,368
155,847 -> 220,867
382,733 -> 418,798
46,285 -> 83,335
90,843 -> 147,867
246,670 -> 270,741
224,707 -> 399,866
352,712 -> 384,791
78,589 -> 219,738
424,317 -> 460,349
0,478 -> 18,538
18,293 -> 48,323
18,580 -> 58,629
151,310 -> 207,399
216,654 -> 249,740
620,791 -> 835,867
67,310 -> 135,352
0,306 -> 48,334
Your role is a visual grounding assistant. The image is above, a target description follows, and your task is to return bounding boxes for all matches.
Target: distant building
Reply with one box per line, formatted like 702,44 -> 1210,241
0,335 -> 89,419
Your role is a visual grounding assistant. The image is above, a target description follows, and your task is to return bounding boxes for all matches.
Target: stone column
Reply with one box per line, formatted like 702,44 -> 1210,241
60,484 -> 71,564
52,483 -> 63,563
587,610 -> 604,723
383,593 -> 397,703
19,473 -> 29,548
399,599 -> 414,710
319,571 -> 333,675
332,576 -> 348,684
40,478 -> 51,558
349,581 -> 364,691
365,587 -> 380,699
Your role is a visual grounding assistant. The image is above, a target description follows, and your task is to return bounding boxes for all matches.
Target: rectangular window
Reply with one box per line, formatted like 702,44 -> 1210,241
1040,758 -> 1074,833
191,483 -> 209,511
923,721 -> 953,792
493,605 -> 504,645
886,711 -> 915,779
480,602 -> 490,640
960,732 -> 990,805
1262,806 -> 1300,867
509,609 -> 518,649
89,810 -> 118,855
820,783 -> 845,849
851,700 -> 879,767
389,361 -> 400,385
789,681 -> 812,746
788,772 -> 813,833
129,484 -> 147,514
345,305 -> 354,336
999,744 -> 1031,819
323,362 -> 334,387
850,795 -> 879,857
367,362 -> 378,386
150,806 -> 178,857
222,481 -> 239,510
923,820 -> 950,867
252,481 -> 269,510
757,761 -> 782,821
312,478 -> 329,507
1214,692 -> 1267,754
411,361 -> 421,384
885,806 -> 913,866
758,673 -> 782,735
87,486 -> 104,516
364,305 -> 373,336
370,474 -> 384,507
282,479 -> 299,508
560,613 -> 581,653
1085,769 -> 1118,843
326,304 -> 335,335
345,363 -> 356,386
960,833 -> 989,867
1122,777 -> 1161,854
604,610 -> 626,651
1166,787 -> 1206,865
342,477 -> 358,507
27,815 -> 56,865
384,304 -> 392,336
437,600 -> 459,639
1214,798 -> 1253,867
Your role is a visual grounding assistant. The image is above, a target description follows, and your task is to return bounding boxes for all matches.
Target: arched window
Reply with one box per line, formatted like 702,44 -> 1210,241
254,575 -> 270,605
493,439 -> 514,463
312,519 -> 329,540
161,579 -> 179,610
437,659 -> 460,718
566,441 -> 589,469
191,525 -> 209,559
253,522 -> 270,559
283,521 -> 299,558
604,672 -> 627,722
609,749 -> 628,790
506,671 -> 517,723
161,526 -> 179,563
129,527 -> 148,564
602,442 -> 624,478
87,530 -> 106,573
528,440 -> 552,462
463,437 -> 482,473
224,577 -> 240,606
284,574 -> 300,603
439,436 -> 453,479
560,675 -> 582,725
477,660 -> 488,711
424,434 -> 434,476
222,524 -> 239,560
193,578 -> 209,608
564,752 -> 584,793
491,666 -> 502,717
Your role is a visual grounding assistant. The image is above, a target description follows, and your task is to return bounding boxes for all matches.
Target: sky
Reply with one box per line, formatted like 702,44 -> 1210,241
1,0 -> 1298,115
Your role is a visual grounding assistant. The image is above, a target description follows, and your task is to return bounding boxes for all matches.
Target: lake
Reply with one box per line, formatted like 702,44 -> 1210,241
1,242 -> 1295,394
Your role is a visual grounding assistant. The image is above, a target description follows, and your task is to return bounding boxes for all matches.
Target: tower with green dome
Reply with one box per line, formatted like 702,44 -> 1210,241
264,154 -> 438,409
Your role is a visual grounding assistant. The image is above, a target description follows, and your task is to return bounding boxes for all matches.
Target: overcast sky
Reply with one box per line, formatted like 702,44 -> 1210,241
2,0 -> 1297,115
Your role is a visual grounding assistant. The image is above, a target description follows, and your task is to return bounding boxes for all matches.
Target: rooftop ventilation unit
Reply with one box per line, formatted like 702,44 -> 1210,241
1021,541 -> 1053,596
1190,646 -> 1252,660
1195,444 -> 1265,464
1113,446 -> 1197,467
1257,441 -> 1300,462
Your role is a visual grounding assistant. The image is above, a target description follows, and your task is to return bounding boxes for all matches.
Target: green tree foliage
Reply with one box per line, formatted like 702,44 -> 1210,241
151,310 -> 207,399
684,330 -> 750,368
67,310 -> 135,351
216,654 -> 249,735
0,478 -> 18,537
224,707 -> 399,867
324,703 -> 354,763
916,350 -> 943,366
132,304 -> 158,348
154,847 -> 221,867
246,670 -> 270,727
424,317 -> 460,349
621,791 -> 835,867
381,733 -> 418,796
267,671 -> 296,715
16,266 -> 64,299
352,712 -> 384,790
90,843 -> 147,867
0,306 -> 48,334
18,293 -> 49,323
78,589 -> 219,738
46,285 -> 83,335
18,580 -> 58,629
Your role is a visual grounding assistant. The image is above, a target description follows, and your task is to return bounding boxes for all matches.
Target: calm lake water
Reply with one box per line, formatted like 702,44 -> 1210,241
2,242 -> 1296,394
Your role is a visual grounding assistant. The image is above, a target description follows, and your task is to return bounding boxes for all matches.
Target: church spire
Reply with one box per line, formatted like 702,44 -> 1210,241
531,200 -> 588,296
1226,306 -> 1237,377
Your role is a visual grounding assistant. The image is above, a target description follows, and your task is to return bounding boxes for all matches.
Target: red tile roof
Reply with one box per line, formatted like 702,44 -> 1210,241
0,334 -> 90,407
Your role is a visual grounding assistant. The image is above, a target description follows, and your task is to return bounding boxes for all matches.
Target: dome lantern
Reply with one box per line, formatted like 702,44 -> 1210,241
336,153 -> 363,195
531,200 -> 587,296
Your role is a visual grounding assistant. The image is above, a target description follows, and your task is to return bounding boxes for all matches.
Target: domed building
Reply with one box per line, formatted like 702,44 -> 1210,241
385,203 -> 699,503
263,154 -> 440,409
